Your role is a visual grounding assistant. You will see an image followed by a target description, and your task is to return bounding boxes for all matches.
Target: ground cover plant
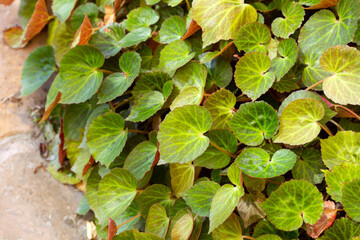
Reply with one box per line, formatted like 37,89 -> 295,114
4,0 -> 360,238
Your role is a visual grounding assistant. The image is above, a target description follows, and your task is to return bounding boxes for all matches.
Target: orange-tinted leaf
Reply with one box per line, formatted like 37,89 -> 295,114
3,27 -> 25,48
181,20 -> 201,41
39,92 -> 62,123
104,5 -> 116,25
306,0 -> 338,9
0,0 -> 14,6
82,156 -> 95,176
107,218 -> 118,240
152,144 -> 160,168
114,0 -> 125,13
305,201 -> 337,239
59,119 -> 66,165
22,0 -> 52,44
72,14 -> 93,47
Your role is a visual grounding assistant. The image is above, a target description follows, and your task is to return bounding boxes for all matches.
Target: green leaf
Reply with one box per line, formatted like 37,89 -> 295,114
236,148 -> 296,178
319,45 -> 360,105
278,90 -> 336,125
63,102 -> 92,142
118,27 -> 152,48
71,3 -> 98,30
237,193 -> 266,228
229,101 -> 279,146
158,105 -> 212,164
203,89 -> 236,130
170,163 -> 195,197
324,164 -> 360,202
136,184 -> 175,218
162,0 -> 183,7
204,56 -> 233,89
300,43 -> 331,91
261,180 -> 323,231
171,212 -> 194,240
123,141 -> 157,181
209,184 -> 244,233
272,65 -> 301,93
53,21 -> 75,63
192,0 -> 257,47
97,168 -> 137,224
21,46 -> 56,96
298,0 -> 360,51
170,87 -> 202,110
158,40 -> 196,72
271,1 -> 304,39
228,163 -> 242,187
212,213 -> 242,240
269,38 -> 298,81
321,131 -> 360,170
275,98 -> 324,145
87,112 -> 128,167
255,235 -> 282,240
234,22 -> 271,54
115,200 -> 141,233
146,0 -> 160,5
343,179 -> 360,222
133,230 -> 165,240
194,130 -> 238,169
292,148 -> 325,184
127,91 -> 165,122
59,45 -> 104,104
67,137 -> 91,179
145,204 -> 170,238
253,219 -> 299,240
52,0 -> 77,23
98,51 -> 141,103
183,180 -> 220,217
123,7 -> 159,31
89,23 -> 125,58
319,218 -> 360,240
46,165 -> 80,184
85,166 -> 101,216
234,52 -> 275,100
159,16 -> 186,44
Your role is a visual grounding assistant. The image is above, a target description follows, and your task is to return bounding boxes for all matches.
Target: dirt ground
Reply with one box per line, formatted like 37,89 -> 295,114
0,2 -> 88,240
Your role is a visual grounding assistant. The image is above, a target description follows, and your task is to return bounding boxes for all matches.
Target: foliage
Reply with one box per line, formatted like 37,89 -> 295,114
9,0 -> 360,238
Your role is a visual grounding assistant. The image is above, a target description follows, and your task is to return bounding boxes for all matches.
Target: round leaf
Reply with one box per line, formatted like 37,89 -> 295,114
122,7 -> 159,31
229,101 -> 279,146
261,180 -> 323,231
171,212 -> 194,240
59,45 -> 104,103
158,40 -> 195,72
158,105 -> 212,164
145,204 -> 170,238
234,22 -> 271,54
159,15 -> 186,44
212,213 -> 242,240
236,148 -> 296,178
343,179 -> 360,222
274,98 -> 325,145
87,112 -> 128,167
235,52 -> 275,100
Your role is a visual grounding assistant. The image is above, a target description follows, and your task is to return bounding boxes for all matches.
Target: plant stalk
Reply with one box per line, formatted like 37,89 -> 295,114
209,140 -> 237,158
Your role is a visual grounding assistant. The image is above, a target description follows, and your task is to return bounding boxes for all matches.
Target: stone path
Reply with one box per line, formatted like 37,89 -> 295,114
0,2 -> 88,239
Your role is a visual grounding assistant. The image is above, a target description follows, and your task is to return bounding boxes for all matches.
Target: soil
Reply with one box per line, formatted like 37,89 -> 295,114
0,2 -> 88,239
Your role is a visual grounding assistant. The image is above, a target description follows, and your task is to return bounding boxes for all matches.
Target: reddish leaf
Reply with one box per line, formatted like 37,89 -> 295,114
104,5 -> 116,25
82,156 -> 95,176
59,119 -> 66,165
147,34 -> 160,54
3,27 -> 25,48
151,144 -> 160,168
306,0 -> 338,9
39,92 -> 62,123
107,218 -> 118,240
181,20 -> 201,41
0,0 -> 14,6
114,0 -> 126,13
72,14 -> 93,47
22,0 -> 52,44
305,201 -> 337,238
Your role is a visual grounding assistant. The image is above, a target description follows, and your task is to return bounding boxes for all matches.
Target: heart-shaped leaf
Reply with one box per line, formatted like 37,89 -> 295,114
275,98 -> 325,145
342,179 -> 360,222
204,56 -> 233,89
234,52 -> 275,100
292,148 -> 325,184
253,219 -> 299,239
158,105 -> 212,164
87,112 -> 128,167
234,22 -> 271,54
262,180 -> 323,231
171,212 -> 194,240
237,193 -> 266,228
127,91 -> 165,122
122,7 -> 159,31
319,218 -> 360,240
236,148 -> 296,178
192,0 -> 257,47
319,45 -> 360,105
321,131 -> 360,170
98,168 -> 137,224
59,45 -> 105,103
170,163 -> 195,197
159,15 -> 186,44
229,101 -> 279,146
212,213 -> 242,240
145,204 -> 170,238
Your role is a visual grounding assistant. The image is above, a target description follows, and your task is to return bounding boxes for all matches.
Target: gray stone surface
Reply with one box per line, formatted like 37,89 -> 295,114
0,2 -> 88,239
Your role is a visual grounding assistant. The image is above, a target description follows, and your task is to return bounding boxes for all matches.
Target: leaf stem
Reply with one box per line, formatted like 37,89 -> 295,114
209,140 -> 237,158
114,99 -> 129,109
334,105 -> 360,121
317,122 -> 333,136
128,129 -> 149,134
185,0 -> 191,10
99,69 -> 115,74
242,236 -> 255,240
116,214 -> 141,229
329,119 -> 345,131
305,78 -> 325,91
